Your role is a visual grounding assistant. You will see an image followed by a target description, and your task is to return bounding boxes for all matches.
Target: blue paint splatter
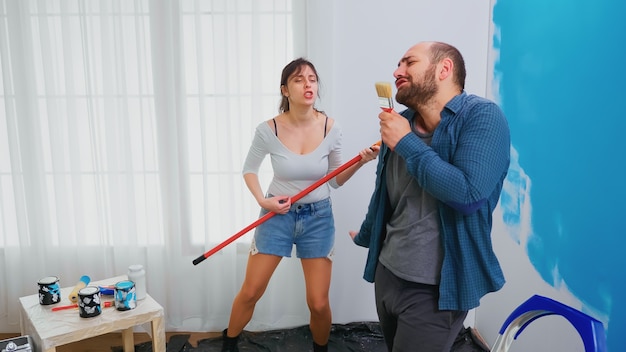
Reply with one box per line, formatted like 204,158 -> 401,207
492,0 -> 626,349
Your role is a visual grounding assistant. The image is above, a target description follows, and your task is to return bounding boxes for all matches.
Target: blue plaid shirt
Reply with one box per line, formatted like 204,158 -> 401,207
354,91 -> 510,311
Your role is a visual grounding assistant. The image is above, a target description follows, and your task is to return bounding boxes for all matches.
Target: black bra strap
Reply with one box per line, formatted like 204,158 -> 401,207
273,118 -> 278,136
324,115 -> 328,138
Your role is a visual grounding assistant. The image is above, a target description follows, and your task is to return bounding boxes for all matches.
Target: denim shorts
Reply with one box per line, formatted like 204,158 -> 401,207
250,197 -> 335,259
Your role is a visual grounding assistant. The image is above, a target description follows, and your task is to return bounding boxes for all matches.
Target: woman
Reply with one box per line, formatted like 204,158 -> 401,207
221,58 -> 379,352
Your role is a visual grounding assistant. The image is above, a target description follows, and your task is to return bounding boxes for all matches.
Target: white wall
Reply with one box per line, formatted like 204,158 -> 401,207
304,1 -> 585,350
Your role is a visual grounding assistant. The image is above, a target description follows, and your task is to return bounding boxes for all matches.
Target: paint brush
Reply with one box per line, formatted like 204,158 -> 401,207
51,301 -> 114,312
375,82 -> 394,112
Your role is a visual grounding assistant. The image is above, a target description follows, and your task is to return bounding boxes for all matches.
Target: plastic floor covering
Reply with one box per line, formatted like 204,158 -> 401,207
112,322 -> 386,352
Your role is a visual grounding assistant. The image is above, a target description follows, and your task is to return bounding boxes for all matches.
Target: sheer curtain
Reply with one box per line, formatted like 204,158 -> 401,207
0,0 -> 309,333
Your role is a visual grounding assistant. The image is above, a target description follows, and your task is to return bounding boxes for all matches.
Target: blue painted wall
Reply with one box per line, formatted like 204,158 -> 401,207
493,0 -> 626,350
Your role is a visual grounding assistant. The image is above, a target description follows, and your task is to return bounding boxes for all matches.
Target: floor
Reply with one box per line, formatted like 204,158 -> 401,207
0,322 -> 388,351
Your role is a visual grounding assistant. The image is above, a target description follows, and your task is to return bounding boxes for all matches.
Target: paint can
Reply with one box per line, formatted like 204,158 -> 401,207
127,264 -> 146,300
114,280 -> 136,311
38,276 -> 61,305
78,286 -> 101,318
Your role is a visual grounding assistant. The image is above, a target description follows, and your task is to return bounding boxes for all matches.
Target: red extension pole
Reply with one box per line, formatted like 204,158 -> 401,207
192,141 -> 380,266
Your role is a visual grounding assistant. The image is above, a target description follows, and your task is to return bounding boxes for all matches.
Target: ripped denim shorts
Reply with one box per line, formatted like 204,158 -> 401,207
251,197 -> 335,260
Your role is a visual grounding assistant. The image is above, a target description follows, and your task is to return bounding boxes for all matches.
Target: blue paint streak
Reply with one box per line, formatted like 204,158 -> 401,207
493,0 -> 626,349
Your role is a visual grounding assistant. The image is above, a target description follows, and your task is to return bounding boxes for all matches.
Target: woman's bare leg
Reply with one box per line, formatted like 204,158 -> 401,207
226,253 -> 282,336
301,257 -> 333,345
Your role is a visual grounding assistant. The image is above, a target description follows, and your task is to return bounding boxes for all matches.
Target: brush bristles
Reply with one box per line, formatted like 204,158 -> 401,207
375,82 -> 393,110
375,82 -> 393,98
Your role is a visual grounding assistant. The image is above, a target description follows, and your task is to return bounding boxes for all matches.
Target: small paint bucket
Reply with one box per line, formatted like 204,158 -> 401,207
114,280 -> 136,311
38,276 -> 61,305
78,286 -> 102,318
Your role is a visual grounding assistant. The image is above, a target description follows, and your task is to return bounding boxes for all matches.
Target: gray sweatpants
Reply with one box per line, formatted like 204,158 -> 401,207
374,263 -> 467,352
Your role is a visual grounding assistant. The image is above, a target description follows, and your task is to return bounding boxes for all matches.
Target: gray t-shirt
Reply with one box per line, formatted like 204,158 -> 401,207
242,120 -> 343,204
378,131 -> 443,285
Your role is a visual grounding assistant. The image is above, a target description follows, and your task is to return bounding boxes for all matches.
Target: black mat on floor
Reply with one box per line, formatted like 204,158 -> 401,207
111,333 -> 194,352
111,322 -> 386,352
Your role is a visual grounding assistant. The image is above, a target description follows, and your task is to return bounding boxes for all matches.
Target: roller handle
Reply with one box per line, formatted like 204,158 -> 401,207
192,141 -> 381,266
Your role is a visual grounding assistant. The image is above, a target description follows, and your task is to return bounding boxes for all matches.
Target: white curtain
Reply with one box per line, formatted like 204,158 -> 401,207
0,0 -> 310,333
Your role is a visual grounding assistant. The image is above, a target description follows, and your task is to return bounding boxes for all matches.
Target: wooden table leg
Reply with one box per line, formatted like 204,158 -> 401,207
19,310 -> 24,335
151,316 -> 166,352
121,327 -> 134,352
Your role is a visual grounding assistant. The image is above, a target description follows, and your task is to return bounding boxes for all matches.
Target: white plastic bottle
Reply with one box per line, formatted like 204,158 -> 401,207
127,264 -> 146,300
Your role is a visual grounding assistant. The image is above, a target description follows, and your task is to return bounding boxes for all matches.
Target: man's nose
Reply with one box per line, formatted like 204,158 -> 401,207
393,67 -> 403,79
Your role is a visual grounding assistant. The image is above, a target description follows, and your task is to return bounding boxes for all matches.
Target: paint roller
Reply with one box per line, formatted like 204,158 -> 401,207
192,141 -> 382,265
68,275 -> 91,303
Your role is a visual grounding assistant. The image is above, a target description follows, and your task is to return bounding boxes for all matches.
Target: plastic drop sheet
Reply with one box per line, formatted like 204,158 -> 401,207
113,322 -> 387,352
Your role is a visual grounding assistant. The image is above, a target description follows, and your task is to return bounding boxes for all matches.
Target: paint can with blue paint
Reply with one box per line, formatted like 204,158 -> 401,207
38,276 -> 61,305
114,280 -> 136,311
78,286 -> 102,318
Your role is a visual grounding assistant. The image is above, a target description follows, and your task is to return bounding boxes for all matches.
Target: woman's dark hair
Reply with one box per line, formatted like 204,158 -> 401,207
279,58 -> 321,113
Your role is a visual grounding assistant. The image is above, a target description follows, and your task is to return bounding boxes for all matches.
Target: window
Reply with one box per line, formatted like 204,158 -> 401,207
0,0 -> 302,251
180,0 -> 297,250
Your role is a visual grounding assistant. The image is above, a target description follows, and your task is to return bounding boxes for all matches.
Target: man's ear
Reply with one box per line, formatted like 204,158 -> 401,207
438,58 -> 454,81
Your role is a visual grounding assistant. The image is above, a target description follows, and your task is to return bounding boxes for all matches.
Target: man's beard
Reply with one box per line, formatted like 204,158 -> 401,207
396,64 -> 438,108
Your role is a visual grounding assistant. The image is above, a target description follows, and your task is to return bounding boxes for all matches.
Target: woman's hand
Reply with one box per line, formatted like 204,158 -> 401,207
259,195 -> 291,214
358,144 -> 380,165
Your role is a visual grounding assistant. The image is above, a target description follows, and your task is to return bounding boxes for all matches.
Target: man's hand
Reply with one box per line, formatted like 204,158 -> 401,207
379,110 -> 411,150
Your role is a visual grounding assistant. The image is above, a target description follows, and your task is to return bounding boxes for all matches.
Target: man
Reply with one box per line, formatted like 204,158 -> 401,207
350,41 -> 510,351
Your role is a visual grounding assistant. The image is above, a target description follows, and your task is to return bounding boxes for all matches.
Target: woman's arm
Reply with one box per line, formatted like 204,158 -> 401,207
334,145 -> 380,186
